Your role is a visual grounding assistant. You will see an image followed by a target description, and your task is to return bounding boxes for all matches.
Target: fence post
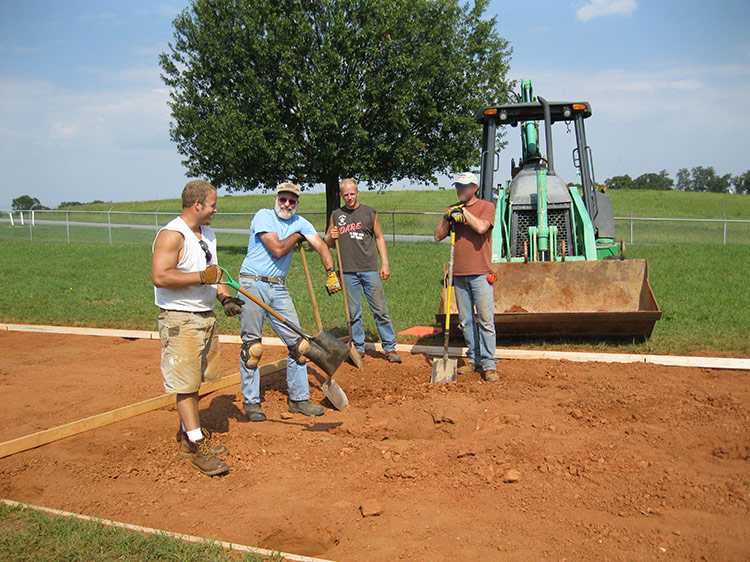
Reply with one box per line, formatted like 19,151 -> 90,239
723,213 -> 727,245
155,209 -> 159,228
66,210 -> 70,244
630,214 -> 634,244
108,207 -> 113,245
20,211 -> 24,226
392,208 -> 396,247
28,211 -> 32,241
7,212 -> 13,226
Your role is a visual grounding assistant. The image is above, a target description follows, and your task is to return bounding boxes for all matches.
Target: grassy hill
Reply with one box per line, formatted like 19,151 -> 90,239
61,188 -> 750,219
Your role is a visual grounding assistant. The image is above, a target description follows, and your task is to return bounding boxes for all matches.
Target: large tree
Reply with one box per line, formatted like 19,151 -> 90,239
160,0 -> 512,218
632,169 -> 673,191
11,195 -> 46,211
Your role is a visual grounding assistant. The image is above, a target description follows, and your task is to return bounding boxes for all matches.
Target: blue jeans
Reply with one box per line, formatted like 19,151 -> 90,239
453,275 -> 497,371
238,278 -> 309,404
344,271 -> 397,354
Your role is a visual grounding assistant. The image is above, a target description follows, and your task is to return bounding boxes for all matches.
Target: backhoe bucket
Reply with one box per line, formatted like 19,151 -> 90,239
437,259 -> 661,339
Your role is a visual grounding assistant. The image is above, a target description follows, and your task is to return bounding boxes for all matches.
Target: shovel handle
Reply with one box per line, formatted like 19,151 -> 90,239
216,266 -> 311,341
442,228 -> 456,358
298,243 -> 323,332
334,239 -> 354,329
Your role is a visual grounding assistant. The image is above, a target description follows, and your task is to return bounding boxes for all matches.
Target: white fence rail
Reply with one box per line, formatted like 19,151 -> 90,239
1,209 -> 749,246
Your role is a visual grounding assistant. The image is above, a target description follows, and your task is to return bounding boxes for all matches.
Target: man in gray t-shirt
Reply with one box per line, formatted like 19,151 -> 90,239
325,178 -> 401,363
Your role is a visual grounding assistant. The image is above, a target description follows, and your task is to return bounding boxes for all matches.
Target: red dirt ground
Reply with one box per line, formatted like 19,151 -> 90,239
1,330 -> 749,560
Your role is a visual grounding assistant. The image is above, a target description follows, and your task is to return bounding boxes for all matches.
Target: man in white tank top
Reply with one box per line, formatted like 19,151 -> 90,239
152,180 -> 243,476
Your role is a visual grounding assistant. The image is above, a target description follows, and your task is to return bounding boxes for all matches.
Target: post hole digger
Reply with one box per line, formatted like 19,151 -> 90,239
213,265 -> 350,410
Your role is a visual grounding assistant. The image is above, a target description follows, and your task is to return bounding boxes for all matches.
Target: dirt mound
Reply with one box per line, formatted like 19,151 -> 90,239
1,331 -> 749,560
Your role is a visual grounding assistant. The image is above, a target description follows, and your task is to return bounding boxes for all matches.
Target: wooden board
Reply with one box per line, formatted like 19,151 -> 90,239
0,359 -> 286,459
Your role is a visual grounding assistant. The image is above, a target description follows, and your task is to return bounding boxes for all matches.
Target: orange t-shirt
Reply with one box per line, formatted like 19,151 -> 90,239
452,198 -> 496,276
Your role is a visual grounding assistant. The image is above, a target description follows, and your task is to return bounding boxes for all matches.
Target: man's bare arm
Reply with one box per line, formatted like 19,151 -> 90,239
462,207 -> 491,234
152,230 -> 202,288
259,231 -> 304,258
373,214 -> 391,279
305,233 -> 335,270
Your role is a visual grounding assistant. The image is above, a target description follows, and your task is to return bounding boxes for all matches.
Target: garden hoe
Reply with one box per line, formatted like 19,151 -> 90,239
431,227 -> 457,383
333,239 -> 365,369
216,266 -> 349,409
297,243 -> 351,408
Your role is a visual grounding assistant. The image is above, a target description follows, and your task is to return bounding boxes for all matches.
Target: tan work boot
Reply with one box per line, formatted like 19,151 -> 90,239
483,369 -> 500,382
187,437 -> 229,476
457,363 -> 482,375
386,351 -> 402,363
177,428 -> 229,458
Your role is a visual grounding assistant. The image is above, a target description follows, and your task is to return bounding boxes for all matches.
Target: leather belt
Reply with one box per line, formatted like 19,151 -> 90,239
239,274 -> 286,285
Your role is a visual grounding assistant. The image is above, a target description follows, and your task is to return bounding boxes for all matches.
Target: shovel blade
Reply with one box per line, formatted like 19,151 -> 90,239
431,357 -> 457,383
303,329 -> 350,377
321,376 -> 349,410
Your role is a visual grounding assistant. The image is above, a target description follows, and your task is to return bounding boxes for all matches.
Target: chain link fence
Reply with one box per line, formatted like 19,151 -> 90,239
1,208 -> 749,246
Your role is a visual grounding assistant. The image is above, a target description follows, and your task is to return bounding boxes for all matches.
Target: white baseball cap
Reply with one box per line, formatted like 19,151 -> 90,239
452,172 -> 479,186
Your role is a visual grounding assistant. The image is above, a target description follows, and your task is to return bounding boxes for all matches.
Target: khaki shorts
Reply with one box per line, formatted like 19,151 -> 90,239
158,309 -> 221,394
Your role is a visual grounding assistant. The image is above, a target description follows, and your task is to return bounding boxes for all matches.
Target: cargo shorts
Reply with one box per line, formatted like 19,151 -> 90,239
158,309 -> 221,394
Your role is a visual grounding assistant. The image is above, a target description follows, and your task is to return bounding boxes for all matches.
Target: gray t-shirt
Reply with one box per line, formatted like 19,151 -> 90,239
332,204 -> 379,273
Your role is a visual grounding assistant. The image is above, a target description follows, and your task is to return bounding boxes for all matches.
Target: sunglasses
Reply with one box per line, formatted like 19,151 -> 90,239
199,239 -> 212,263
278,196 -> 298,207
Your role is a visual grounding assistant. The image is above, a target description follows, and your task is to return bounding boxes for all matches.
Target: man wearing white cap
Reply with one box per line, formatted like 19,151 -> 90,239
237,182 -> 342,421
433,172 -> 498,381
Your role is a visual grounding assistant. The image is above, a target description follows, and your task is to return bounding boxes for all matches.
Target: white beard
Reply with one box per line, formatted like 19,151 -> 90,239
274,201 -> 296,220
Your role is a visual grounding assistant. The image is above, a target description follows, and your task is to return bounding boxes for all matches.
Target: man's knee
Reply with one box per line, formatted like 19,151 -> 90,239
241,340 -> 264,369
289,338 -> 310,365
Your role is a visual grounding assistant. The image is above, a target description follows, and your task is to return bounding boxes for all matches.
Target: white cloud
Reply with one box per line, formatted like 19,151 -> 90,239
577,0 -> 638,22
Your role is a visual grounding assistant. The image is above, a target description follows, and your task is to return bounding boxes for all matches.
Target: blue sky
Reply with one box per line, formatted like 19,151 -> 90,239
1,0 -> 749,209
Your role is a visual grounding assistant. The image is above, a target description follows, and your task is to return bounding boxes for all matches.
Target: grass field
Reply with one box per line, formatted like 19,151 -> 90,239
0,504 -> 271,561
0,239 -> 747,356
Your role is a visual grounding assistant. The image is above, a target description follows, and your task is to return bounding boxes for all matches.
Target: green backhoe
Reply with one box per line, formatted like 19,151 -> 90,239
437,80 -> 661,338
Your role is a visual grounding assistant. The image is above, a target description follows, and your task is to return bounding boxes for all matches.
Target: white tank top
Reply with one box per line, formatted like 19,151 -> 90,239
153,216 -> 218,312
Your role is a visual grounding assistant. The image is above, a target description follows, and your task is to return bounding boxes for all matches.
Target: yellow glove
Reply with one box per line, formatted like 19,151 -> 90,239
442,204 -> 465,223
325,269 -> 342,295
449,207 -> 466,224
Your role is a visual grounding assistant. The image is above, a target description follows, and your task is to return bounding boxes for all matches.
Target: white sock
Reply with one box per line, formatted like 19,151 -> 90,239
181,422 -> 186,432
186,427 -> 203,442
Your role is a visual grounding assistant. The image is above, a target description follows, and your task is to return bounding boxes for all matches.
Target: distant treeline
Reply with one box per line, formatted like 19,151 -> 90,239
603,167 -> 749,194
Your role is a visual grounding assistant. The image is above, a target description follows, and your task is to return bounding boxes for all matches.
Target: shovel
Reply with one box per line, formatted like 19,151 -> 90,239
297,243 -> 352,408
431,228 -> 457,383
216,266 -> 349,409
333,238 -> 365,368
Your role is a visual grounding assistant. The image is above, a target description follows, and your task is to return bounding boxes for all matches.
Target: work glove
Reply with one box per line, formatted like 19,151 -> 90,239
325,269 -> 342,295
442,204 -> 465,223
220,296 -> 244,317
199,265 -> 223,284
449,207 -> 466,224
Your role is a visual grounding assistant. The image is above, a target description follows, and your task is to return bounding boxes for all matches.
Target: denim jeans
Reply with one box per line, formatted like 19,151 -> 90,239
453,274 -> 497,371
344,271 -> 397,354
238,278 -> 309,404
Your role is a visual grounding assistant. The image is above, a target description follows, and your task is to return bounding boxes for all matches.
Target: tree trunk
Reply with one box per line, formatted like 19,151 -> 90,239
325,167 -> 341,227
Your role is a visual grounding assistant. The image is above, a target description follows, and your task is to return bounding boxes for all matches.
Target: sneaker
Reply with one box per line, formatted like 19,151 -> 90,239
187,437 -> 229,476
483,369 -> 500,382
177,428 -> 228,458
244,402 -> 267,422
288,399 -> 324,416
386,351 -> 402,363
457,363 -> 481,375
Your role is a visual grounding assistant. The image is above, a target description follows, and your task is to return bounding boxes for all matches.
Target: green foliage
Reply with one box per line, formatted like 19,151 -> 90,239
604,174 -> 633,190
672,165 -> 732,193
604,171 -> 672,190
160,0 -> 513,216
11,195 -> 47,211
732,170 -> 750,194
